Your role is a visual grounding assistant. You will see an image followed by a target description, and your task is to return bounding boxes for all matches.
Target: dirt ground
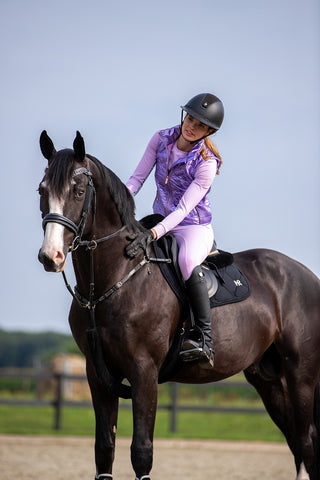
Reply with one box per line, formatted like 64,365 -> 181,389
0,434 -> 297,480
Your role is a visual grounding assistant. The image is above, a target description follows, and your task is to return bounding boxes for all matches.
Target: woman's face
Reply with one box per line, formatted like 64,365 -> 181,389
181,114 -> 213,142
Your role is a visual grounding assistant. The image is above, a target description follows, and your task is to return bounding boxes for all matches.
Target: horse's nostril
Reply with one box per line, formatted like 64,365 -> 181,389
38,249 -> 45,264
38,250 -> 57,272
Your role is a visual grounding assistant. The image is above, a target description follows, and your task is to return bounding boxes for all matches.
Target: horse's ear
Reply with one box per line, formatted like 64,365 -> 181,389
73,131 -> 86,164
40,130 -> 56,160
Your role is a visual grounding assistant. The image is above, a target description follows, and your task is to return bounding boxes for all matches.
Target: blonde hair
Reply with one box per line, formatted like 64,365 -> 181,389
201,137 -> 223,174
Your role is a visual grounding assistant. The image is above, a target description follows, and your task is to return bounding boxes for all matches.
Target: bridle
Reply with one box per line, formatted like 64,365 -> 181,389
39,147 -> 171,399
41,163 -> 129,308
42,166 -> 95,252
41,162 -> 170,322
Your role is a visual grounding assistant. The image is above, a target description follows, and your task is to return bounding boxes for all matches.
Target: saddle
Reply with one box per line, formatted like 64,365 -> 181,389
140,214 -> 251,381
141,214 -> 250,308
154,234 -> 250,309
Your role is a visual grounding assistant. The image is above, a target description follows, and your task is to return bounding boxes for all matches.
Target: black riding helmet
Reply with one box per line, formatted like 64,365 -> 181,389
181,93 -> 224,132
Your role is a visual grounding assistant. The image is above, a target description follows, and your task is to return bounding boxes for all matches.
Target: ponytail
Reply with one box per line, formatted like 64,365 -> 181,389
201,137 -> 223,174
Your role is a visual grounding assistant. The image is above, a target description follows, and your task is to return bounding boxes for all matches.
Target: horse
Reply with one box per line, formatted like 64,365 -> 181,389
38,130 -> 320,480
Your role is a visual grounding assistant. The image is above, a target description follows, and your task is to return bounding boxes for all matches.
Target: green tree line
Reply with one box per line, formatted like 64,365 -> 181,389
0,329 -> 79,368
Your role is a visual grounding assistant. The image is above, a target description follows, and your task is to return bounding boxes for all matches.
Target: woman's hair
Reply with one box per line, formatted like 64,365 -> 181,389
201,137 -> 223,174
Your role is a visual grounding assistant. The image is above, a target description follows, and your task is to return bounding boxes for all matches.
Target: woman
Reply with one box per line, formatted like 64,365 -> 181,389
125,92 -> 224,369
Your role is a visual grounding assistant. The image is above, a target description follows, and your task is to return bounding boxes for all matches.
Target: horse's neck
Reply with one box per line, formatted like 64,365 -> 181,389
72,180 -> 137,293
73,222 -> 127,295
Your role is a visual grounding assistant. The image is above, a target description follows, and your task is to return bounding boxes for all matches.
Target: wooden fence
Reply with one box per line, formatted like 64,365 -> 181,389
0,370 -> 266,432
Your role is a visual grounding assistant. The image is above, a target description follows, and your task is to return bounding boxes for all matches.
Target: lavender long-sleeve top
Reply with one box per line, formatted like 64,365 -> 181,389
126,131 -> 217,239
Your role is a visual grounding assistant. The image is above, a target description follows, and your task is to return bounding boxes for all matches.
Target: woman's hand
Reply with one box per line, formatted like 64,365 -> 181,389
125,229 -> 156,258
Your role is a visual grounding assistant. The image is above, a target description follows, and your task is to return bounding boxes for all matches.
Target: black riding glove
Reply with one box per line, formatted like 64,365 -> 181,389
125,230 -> 155,258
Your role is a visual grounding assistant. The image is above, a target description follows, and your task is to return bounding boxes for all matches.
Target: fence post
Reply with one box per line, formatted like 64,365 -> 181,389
53,373 -> 62,430
169,382 -> 178,433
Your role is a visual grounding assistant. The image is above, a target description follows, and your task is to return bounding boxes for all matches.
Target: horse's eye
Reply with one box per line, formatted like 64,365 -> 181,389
74,188 -> 85,199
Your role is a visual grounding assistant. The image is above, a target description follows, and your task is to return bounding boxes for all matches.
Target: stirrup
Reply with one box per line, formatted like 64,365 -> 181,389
179,339 -> 214,368
199,348 -> 214,369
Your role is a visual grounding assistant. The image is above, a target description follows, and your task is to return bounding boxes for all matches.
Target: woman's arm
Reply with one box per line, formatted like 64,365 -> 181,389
126,132 -> 160,195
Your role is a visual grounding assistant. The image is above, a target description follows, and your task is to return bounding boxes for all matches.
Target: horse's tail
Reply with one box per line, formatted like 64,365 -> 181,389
312,374 -> 320,478
86,327 -> 132,399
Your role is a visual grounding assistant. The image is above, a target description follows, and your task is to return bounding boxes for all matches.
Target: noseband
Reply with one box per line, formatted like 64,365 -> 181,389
42,166 -> 95,250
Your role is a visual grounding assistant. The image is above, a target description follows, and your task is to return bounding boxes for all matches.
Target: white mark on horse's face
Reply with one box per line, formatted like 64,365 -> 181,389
41,190 -> 66,262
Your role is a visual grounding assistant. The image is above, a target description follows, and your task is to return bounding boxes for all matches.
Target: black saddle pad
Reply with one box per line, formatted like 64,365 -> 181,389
205,261 -> 251,308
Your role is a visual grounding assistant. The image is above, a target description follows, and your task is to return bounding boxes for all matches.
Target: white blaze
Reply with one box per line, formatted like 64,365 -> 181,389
41,192 -> 65,263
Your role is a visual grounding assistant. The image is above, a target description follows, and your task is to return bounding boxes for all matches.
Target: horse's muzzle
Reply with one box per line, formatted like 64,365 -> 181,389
38,249 -> 66,272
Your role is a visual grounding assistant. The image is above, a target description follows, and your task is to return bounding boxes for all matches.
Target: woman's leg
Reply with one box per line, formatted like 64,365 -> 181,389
172,224 -> 214,369
172,224 -> 213,281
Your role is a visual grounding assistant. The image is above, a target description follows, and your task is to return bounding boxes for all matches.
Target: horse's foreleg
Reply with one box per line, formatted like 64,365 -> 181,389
87,362 -> 119,479
130,366 -> 158,480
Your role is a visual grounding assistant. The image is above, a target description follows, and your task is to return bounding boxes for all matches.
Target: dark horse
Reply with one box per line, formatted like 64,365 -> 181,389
38,131 -> 320,480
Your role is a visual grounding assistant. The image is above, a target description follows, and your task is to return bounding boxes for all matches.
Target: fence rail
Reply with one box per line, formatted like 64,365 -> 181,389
0,370 -> 266,431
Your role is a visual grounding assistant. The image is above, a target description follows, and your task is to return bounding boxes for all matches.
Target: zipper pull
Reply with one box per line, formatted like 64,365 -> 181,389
165,173 -> 169,184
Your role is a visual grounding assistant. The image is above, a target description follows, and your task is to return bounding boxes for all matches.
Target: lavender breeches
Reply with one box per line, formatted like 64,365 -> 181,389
170,224 -> 214,281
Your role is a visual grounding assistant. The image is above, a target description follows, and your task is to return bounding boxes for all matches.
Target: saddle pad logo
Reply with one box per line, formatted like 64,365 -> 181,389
234,279 -> 243,287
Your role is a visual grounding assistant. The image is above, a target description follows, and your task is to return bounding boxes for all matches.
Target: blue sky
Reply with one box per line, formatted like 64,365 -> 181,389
0,0 -> 319,332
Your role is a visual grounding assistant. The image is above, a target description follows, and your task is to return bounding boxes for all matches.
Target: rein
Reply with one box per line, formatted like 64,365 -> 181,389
42,162 -> 170,329
62,249 -> 150,310
62,230 -> 170,331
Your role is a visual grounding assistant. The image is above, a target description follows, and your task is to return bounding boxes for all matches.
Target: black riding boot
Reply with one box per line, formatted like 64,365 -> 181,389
179,266 -> 214,369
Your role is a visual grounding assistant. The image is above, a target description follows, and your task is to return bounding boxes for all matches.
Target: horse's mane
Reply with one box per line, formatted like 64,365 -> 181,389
87,154 -> 141,232
45,148 -> 141,232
